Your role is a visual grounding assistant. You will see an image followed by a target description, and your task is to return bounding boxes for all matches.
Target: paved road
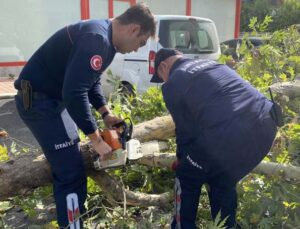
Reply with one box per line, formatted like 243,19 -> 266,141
0,98 -> 39,152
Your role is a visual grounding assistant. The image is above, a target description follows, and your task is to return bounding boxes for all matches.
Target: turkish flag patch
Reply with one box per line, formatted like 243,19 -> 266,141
90,55 -> 102,71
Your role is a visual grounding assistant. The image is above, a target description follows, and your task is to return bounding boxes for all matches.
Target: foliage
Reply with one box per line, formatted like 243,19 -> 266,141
220,17 -> 300,95
281,123 -> 300,166
0,145 -> 9,162
238,174 -> 300,228
248,15 -> 273,33
130,87 -> 168,123
12,186 -> 53,218
105,84 -> 168,124
268,0 -> 300,31
241,0 -> 275,32
206,212 -> 228,229
241,0 -> 300,32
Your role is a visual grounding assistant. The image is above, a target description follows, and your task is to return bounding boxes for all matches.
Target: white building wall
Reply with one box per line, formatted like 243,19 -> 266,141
0,0 -> 81,61
113,1 -> 132,16
137,0 -> 186,15
90,0 -> 109,19
0,0 -> 237,77
0,0 -> 237,62
0,0 -> 81,77
191,0 -> 236,42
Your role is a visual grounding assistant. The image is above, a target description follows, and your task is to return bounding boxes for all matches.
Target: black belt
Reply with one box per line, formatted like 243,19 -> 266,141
17,90 -> 50,100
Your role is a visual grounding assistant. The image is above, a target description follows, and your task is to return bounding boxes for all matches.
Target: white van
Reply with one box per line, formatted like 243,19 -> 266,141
101,15 -> 221,97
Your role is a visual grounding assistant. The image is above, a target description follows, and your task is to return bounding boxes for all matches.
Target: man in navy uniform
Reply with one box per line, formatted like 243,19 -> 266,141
14,3 -> 155,227
151,48 -> 278,228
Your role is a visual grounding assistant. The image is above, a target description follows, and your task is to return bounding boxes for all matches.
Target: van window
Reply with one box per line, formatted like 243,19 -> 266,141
159,19 -> 218,54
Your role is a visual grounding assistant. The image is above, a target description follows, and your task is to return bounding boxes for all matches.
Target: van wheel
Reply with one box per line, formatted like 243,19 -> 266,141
120,82 -> 136,97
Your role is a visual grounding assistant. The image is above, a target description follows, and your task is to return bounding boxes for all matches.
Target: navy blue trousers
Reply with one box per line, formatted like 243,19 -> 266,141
15,95 -> 87,227
171,163 -> 238,229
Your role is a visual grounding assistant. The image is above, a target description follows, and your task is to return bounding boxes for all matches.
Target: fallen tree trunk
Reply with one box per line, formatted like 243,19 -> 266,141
0,140 -> 170,204
0,115 -> 173,201
1,115 -> 300,204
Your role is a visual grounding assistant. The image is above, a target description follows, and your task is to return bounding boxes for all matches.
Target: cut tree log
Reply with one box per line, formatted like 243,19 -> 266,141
1,115 -> 299,205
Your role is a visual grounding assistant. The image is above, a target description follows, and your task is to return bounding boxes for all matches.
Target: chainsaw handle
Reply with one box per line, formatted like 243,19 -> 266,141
112,121 -> 126,129
112,118 -> 133,149
112,118 -> 133,140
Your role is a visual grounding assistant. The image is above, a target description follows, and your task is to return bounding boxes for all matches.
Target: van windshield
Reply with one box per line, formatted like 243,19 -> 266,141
158,19 -> 218,54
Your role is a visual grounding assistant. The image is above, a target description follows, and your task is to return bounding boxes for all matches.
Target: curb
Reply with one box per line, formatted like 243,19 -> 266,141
0,93 -> 17,100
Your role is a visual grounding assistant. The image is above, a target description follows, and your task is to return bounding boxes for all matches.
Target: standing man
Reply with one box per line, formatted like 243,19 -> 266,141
151,48 -> 278,228
14,3 -> 155,227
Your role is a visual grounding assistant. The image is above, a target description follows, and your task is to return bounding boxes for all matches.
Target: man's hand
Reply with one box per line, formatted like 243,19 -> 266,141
103,113 -> 123,128
88,130 -> 112,160
91,138 -> 112,160
98,105 -> 123,128
171,159 -> 180,171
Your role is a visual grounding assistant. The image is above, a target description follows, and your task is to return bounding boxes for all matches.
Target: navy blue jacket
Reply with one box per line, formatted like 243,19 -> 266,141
162,58 -> 275,180
15,19 -> 116,135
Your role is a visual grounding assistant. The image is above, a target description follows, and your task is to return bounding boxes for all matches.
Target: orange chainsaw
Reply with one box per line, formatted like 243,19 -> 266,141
93,118 -> 143,170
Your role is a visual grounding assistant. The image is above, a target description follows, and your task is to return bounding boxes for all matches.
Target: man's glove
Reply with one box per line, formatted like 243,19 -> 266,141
171,160 -> 179,171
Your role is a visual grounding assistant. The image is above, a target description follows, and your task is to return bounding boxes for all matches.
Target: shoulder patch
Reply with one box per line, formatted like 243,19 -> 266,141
90,55 -> 103,71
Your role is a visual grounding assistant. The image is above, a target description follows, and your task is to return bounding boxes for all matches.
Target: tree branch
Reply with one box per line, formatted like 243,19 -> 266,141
270,78 -> 300,99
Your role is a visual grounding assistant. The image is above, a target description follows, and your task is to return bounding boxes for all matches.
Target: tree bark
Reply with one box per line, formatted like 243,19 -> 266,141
132,115 -> 175,142
0,153 -> 52,200
270,78 -> 300,99
254,161 -> 300,180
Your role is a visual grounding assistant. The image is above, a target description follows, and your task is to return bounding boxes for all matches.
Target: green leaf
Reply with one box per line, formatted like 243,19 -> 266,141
0,145 -> 9,162
0,201 -> 12,213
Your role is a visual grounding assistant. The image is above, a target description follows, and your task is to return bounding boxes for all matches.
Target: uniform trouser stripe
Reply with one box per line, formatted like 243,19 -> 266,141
66,193 -> 81,229
174,177 -> 182,229
61,109 -> 78,141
